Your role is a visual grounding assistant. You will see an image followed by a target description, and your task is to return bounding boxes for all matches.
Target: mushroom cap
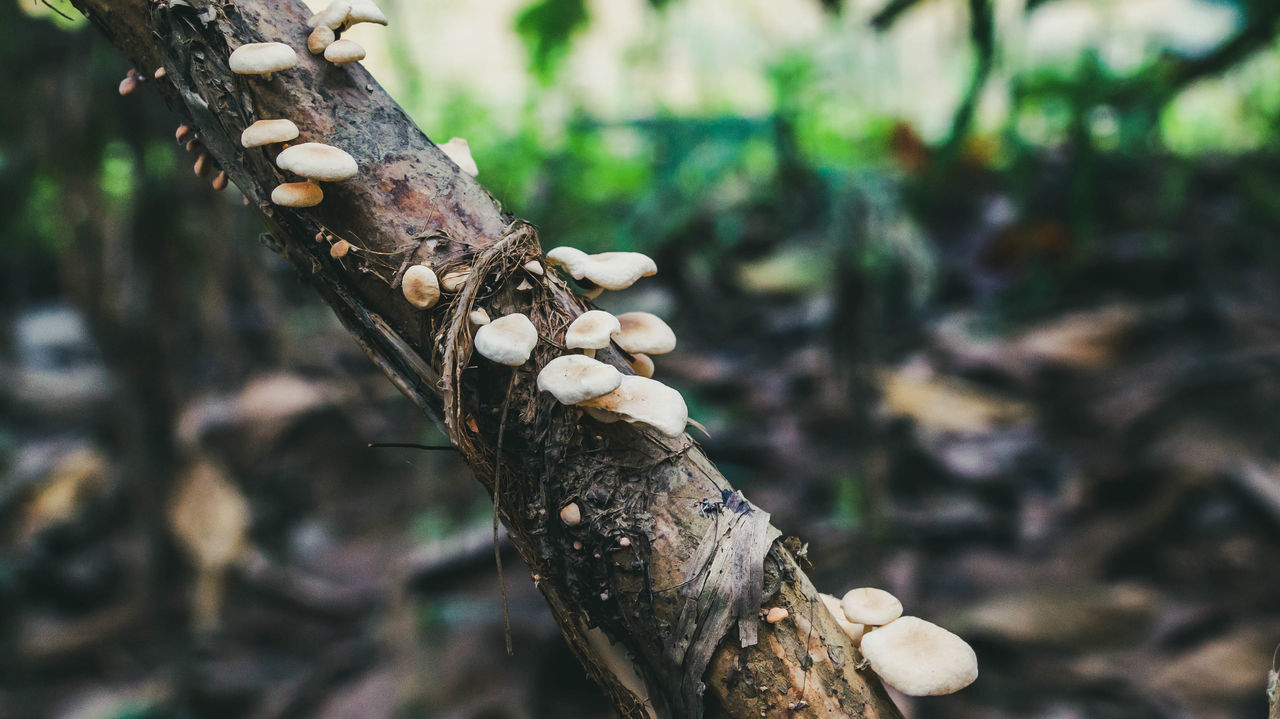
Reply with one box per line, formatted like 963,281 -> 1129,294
840,587 -> 903,626
545,247 -> 657,291
345,0 -> 389,26
469,308 -> 491,325
612,312 -> 676,355
307,25 -> 336,54
324,38 -> 366,64
537,355 -> 623,405
402,265 -> 440,310
858,616 -> 978,696
439,137 -> 479,177
307,0 -> 352,28
228,42 -> 298,75
241,119 -> 300,148
628,352 -> 655,378
579,375 -> 688,437
271,181 -> 324,207
559,502 -> 582,526
820,593 -> 866,643
276,143 -> 358,182
474,313 -> 538,366
566,310 -> 620,351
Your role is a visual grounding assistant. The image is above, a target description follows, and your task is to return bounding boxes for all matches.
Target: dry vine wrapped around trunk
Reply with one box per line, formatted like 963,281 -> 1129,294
69,1 -> 905,717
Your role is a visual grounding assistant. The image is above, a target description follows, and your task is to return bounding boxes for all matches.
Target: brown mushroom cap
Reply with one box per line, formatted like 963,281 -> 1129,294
241,119 -> 299,148
228,42 -> 298,75
840,587 -> 903,626
612,312 -> 676,355
276,143 -> 358,182
270,181 -> 323,207
474,313 -> 538,366
859,616 -> 978,696
401,265 -> 440,309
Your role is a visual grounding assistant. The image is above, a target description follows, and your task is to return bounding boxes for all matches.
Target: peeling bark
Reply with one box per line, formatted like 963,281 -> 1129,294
67,1 -> 905,717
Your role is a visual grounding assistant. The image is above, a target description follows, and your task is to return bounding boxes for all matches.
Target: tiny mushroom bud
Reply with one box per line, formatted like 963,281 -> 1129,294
524,260 -> 544,276
118,74 -> 138,96
330,240 -> 352,258
516,279 -> 532,291
441,269 -> 469,291
324,39 -> 366,64
628,353 -> 655,378
228,42 -> 298,76
307,25 -> 336,54
618,537 -> 631,547
211,171 -> 228,191
345,0 -> 389,27
469,308 -> 491,325
537,355 -> 623,405
858,616 -> 978,696
473,313 -> 538,366
401,265 -> 441,310
439,137 -> 479,177
185,139 -> 199,153
840,587 -> 902,626
612,312 -> 676,356
306,0 -> 352,29
153,66 -> 166,79
579,375 -> 688,438
271,181 -> 324,208
765,607 -> 789,624
175,124 -> 193,143
241,119 -> 300,148
276,143 -> 358,182
560,503 -> 582,526
193,153 -> 211,177
565,310 -> 620,358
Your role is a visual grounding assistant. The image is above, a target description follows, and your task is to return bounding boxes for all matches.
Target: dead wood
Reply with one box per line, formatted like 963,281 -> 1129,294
65,1 -> 904,716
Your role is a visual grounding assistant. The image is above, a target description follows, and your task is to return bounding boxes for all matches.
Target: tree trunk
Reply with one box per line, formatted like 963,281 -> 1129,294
67,2 -> 904,717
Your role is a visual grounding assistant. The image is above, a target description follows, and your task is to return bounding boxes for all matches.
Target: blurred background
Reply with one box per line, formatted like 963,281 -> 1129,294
3,0 -> 1280,716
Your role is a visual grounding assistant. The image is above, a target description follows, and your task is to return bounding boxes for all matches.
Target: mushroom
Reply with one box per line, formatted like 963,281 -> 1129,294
241,119 -> 299,148
307,25 -> 336,55
271,181 -> 323,207
469,308 -> 491,326
307,0 -> 352,29
524,260 -> 544,276
228,42 -> 298,77
627,353 -> 654,378
840,587 -> 902,626
765,607 -> 789,624
473,313 -> 538,366
565,310 -> 620,358
344,0 -> 389,26
858,617 -> 978,696
545,247 -> 657,291
536,355 -> 623,405
611,312 -> 676,356
324,39 -> 366,64
579,375 -> 688,438
401,265 -> 440,310
441,268 -> 469,291
276,143 -> 358,182
330,240 -> 352,258
559,502 -> 582,526
439,137 -> 479,177
820,593 -> 865,643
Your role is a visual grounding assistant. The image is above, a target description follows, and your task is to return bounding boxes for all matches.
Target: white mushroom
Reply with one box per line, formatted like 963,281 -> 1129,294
627,353 -> 655,378
344,0 -> 389,26
474,313 -> 538,366
469,308 -> 491,326
840,587 -> 902,626
307,25 -> 336,55
545,247 -> 657,291
401,265 -> 440,309
276,143 -> 358,182
307,0 -> 352,29
579,375 -> 688,438
228,42 -> 297,76
271,181 -> 323,207
565,310 -> 620,358
820,593 -> 865,643
240,119 -> 299,148
537,355 -> 623,405
612,312 -> 676,355
560,502 -> 582,526
324,39 -> 366,64
858,617 -> 978,696
439,137 -> 479,177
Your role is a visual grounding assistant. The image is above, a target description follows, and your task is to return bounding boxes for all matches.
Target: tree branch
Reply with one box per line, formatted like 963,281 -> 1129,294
66,1 -> 904,717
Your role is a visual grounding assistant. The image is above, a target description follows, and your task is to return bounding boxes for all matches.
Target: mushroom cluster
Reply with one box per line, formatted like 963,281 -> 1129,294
305,0 -> 387,66
817,586 -> 978,697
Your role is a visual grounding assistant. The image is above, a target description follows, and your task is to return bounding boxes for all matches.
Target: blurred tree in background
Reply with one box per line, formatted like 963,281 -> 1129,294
3,0 -> 1280,717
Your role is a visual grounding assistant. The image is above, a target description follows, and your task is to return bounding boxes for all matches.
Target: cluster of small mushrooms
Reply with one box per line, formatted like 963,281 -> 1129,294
806,586 -> 978,697
402,246 -> 691,437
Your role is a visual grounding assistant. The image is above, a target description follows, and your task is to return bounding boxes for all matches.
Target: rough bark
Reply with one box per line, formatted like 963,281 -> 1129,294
67,1 -> 905,717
